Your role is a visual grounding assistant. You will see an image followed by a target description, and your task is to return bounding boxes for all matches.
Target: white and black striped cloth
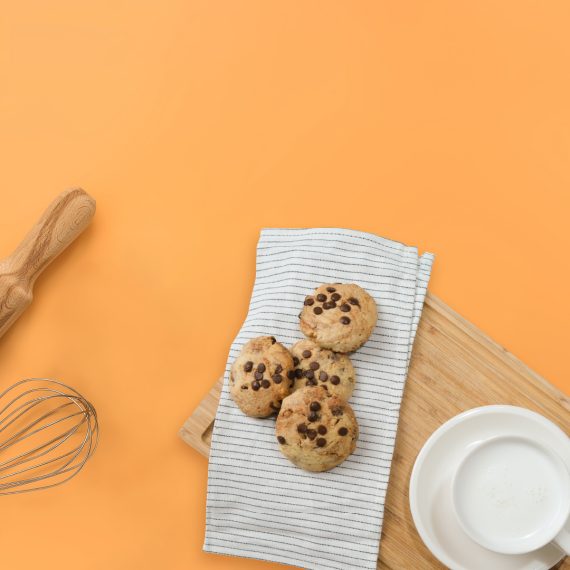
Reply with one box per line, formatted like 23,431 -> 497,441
204,228 -> 434,570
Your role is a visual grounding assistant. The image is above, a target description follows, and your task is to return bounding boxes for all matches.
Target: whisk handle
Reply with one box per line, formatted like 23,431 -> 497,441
7,188 -> 96,286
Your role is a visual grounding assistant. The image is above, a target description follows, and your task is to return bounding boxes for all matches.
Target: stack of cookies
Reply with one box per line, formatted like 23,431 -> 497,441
229,283 -> 377,472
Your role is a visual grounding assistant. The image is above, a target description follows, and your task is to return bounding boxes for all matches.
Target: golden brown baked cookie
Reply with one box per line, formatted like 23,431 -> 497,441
299,283 -> 377,352
230,336 -> 294,418
289,339 -> 355,400
275,386 -> 358,472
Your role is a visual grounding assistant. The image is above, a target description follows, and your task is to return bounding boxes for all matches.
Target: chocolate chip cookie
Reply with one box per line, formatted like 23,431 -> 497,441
289,339 -> 355,400
299,283 -> 377,352
275,386 -> 359,472
230,336 -> 294,417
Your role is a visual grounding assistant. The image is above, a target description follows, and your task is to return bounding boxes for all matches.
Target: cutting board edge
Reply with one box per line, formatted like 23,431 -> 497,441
425,293 -> 570,411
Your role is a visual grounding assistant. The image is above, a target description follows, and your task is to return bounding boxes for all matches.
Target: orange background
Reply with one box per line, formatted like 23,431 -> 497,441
0,2 -> 569,569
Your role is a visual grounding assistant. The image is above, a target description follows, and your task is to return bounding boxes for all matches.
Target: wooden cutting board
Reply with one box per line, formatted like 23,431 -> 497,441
180,293 -> 570,570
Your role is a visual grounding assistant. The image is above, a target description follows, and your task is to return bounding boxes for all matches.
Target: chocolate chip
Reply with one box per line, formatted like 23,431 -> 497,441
261,379 -> 271,388
316,293 -> 327,302
272,374 -> 283,384
306,429 -> 317,440
298,423 -> 308,434
257,363 -> 266,373
319,371 -> 328,381
313,306 -> 323,315
309,361 -> 320,370
318,425 -> 327,435
275,364 -> 283,374
338,427 -> 348,436
270,336 -> 277,344
316,438 -> 327,447
332,406 -> 344,416
306,379 -> 317,386
340,316 -> 351,325
302,350 -> 312,359
295,368 -> 303,379
287,370 -> 296,380
244,361 -> 253,372
304,297 -> 315,306
277,436 -> 286,444
330,375 -> 340,385
293,356 -> 300,366
323,301 -> 334,310
348,297 -> 359,306
304,369 -> 315,380
326,287 -> 336,293
308,412 -> 319,422
340,303 -> 351,312
241,385 -> 248,390
254,371 -> 264,380
331,293 -> 341,302
309,401 -> 321,412
252,381 -> 261,391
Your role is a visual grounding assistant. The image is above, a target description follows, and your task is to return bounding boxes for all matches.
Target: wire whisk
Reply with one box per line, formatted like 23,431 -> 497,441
0,378 -> 98,495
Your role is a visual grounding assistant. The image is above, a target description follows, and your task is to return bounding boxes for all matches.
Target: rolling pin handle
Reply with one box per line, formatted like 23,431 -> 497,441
9,188 -> 96,285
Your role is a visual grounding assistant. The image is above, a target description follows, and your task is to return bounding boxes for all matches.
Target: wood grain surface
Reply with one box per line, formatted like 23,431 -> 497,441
0,188 -> 95,338
180,293 -> 570,570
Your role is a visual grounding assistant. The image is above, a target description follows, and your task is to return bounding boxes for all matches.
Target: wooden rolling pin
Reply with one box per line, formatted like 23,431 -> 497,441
0,188 -> 95,339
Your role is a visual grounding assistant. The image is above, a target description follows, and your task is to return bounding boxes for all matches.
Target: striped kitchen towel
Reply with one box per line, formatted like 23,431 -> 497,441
204,228 -> 434,570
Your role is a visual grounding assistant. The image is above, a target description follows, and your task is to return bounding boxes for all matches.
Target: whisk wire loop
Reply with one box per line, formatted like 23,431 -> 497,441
0,378 -> 98,495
